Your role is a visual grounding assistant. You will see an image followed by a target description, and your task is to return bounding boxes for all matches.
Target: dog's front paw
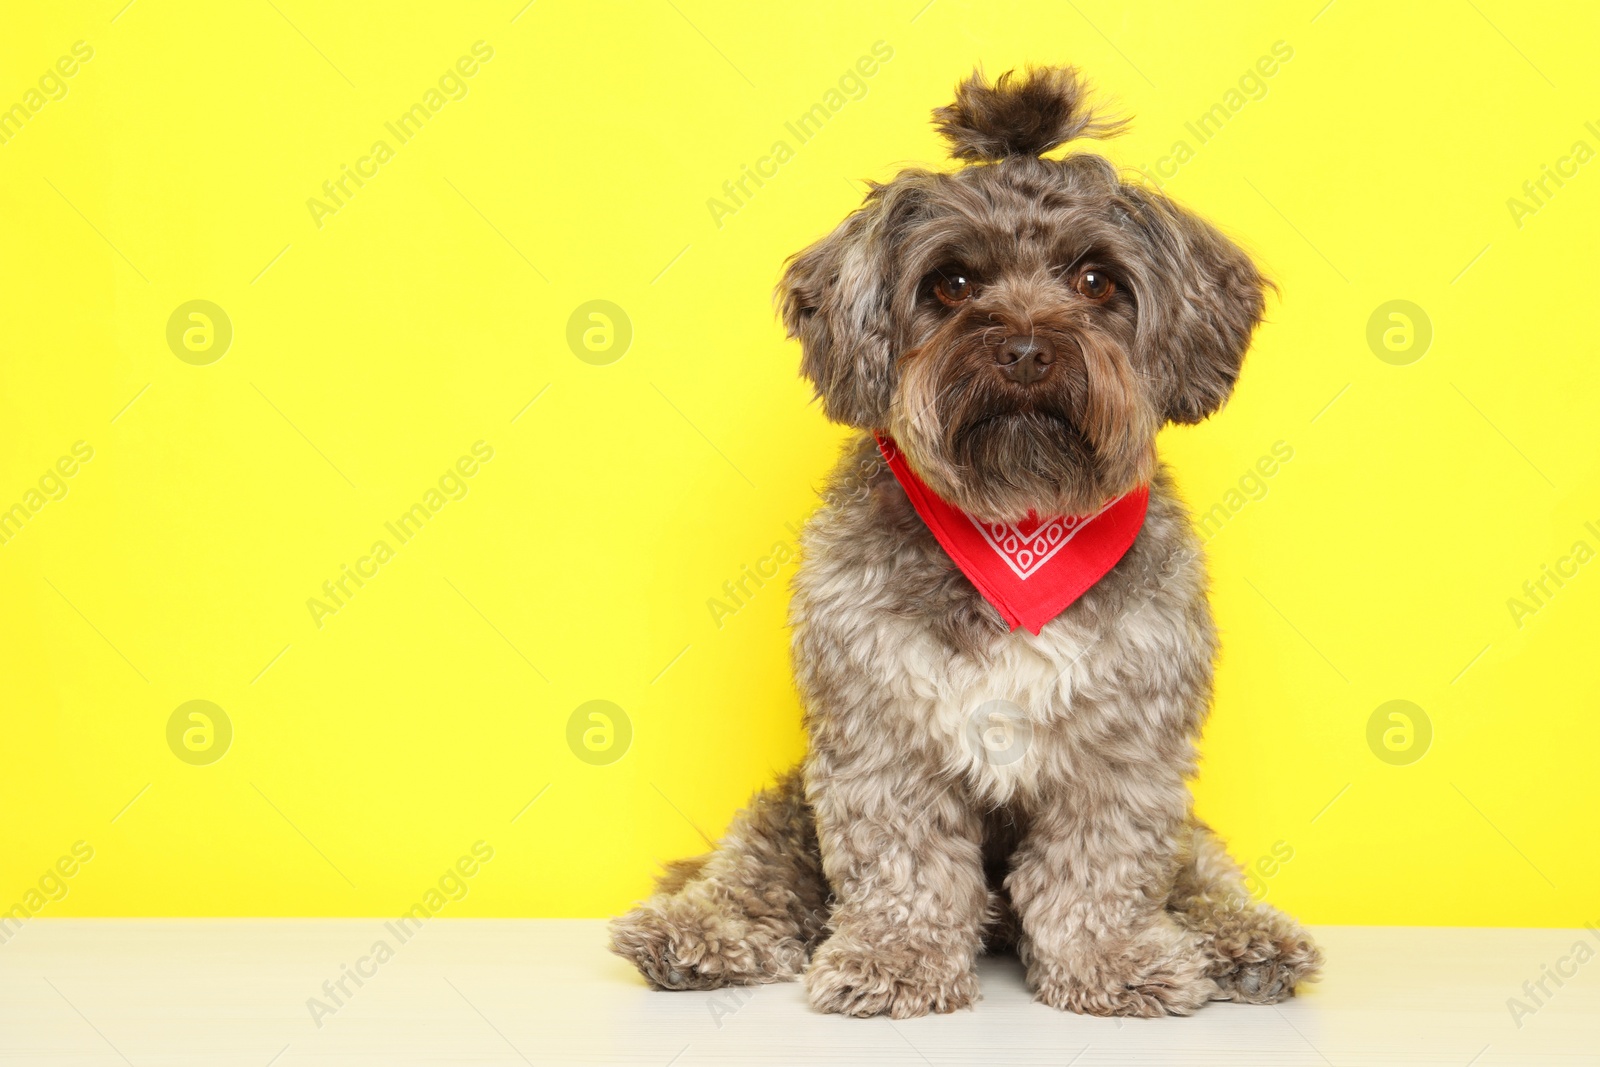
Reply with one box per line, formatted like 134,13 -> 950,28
1205,913 -> 1323,1005
1028,923 -> 1217,1017
609,898 -> 805,991
805,938 -> 978,1018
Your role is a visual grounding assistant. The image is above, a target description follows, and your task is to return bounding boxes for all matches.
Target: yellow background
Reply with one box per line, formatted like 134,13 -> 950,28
2,0 -> 1595,925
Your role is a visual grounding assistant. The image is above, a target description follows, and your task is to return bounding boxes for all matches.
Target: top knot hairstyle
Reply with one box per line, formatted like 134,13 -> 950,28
932,66 -> 1127,161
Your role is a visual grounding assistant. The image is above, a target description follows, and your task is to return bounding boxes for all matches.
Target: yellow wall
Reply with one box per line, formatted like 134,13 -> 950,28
2,0 -> 1595,925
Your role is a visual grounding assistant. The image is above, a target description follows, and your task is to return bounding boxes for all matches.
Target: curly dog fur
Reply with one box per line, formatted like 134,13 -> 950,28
611,65 -> 1322,1018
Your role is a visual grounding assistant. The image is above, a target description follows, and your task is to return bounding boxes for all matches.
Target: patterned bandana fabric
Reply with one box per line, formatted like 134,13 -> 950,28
874,433 -> 1150,635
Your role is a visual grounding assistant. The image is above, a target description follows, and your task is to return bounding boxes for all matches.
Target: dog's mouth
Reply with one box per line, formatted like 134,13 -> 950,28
950,407 -> 1095,478
899,385 -> 1153,520
953,404 -> 1076,448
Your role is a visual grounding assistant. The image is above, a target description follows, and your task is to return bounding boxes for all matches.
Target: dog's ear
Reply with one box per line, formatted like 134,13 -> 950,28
1120,184 -> 1270,424
776,184 -> 912,428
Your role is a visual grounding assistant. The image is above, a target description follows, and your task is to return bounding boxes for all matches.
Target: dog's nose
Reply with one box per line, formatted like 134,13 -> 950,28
995,337 -> 1054,385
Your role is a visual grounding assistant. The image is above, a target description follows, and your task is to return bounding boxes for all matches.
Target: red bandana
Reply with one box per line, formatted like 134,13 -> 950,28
875,433 -> 1149,635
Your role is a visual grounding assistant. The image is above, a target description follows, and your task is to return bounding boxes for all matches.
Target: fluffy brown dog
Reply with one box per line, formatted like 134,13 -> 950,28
610,65 -> 1321,1018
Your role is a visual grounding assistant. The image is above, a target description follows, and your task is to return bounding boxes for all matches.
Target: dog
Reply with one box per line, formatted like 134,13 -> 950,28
609,65 -> 1321,1018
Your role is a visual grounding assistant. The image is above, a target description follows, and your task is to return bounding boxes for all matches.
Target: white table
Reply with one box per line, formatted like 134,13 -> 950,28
1,921 -> 1594,1065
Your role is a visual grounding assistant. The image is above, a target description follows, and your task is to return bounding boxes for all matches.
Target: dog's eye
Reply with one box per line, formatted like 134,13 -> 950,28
933,272 -> 976,306
1073,269 -> 1115,302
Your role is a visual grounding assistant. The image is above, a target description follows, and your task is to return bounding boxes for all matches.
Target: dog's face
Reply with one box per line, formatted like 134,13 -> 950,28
779,67 -> 1267,521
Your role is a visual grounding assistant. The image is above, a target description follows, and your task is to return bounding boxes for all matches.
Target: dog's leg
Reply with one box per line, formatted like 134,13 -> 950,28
804,770 -> 987,1018
1007,768 -> 1217,1017
607,767 -> 829,990
1167,820 -> 1323,1003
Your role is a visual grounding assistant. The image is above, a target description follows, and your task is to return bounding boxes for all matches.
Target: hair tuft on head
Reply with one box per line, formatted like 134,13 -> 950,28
932,65 -> 1127,162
